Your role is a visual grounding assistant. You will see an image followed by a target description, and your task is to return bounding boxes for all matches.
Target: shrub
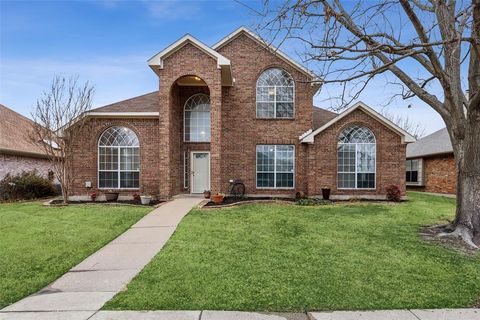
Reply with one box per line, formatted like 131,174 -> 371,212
0,171 -> 56,201
386,184 -> 402,202
296,198 -> 333,206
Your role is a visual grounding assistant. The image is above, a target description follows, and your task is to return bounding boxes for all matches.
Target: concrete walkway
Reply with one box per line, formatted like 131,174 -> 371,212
1,309 -> 478,320
0,197 -> 203,319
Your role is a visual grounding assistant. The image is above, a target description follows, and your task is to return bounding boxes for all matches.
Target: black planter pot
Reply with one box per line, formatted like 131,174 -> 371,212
321,188 -> 331,200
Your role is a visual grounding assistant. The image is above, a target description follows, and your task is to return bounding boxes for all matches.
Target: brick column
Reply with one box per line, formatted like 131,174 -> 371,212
158,84 -> 172,199
209,83 -> 222,194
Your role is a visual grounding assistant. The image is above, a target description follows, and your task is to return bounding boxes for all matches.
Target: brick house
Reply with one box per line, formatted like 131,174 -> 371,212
406,128 -> 456,194
0,104 -> 53,179
69,27 -> 415,201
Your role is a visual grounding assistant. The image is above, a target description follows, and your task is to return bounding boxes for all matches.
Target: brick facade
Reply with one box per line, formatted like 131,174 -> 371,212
0,154 -> 52,179
417,154 -> 456,194
68,30 -> 408,200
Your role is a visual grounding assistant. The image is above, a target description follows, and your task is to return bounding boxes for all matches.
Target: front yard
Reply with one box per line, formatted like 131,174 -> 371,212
105,192 -> 480,312
0,202 -> 151,309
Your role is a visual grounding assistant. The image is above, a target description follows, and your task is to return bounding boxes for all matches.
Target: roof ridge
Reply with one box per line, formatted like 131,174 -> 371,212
0,104 -> 34,124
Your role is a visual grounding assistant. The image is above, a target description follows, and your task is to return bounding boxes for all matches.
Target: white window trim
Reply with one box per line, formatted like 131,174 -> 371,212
256,69 -> 295,119
406,158 -> 423,186
184,93 -> 211,143
256,145 -> 295,189
337,142 -> 377,190
190,151 -> 211,194
98,146 -> 140,190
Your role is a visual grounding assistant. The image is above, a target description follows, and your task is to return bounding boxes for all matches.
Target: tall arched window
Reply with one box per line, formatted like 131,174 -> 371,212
184,93 -> 211,142
98,126 -> 140,189
337,125 -> 376,189
256,68 -> 294,118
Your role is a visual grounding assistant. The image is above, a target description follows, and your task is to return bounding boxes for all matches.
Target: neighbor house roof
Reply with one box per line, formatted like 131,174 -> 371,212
0,104 -> 49,158
300,101 -> 417,144
313,107 -> 337,129
406,128 -> 453,158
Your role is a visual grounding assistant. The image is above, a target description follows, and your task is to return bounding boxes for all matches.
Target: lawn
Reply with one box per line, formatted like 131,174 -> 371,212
105,192 -> 480,312
0,202 -> 151,309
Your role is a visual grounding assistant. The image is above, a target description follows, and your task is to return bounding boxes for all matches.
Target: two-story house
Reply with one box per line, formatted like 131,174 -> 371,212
69,27 -> 415,200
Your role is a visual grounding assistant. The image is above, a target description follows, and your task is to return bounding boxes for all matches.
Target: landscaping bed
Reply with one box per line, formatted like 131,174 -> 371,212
48,199 -> 163,206
104,192 -> 480,312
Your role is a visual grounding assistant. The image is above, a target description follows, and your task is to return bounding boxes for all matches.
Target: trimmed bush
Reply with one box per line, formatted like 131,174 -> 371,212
0,171 -> 56,201
386,184 -> 402,202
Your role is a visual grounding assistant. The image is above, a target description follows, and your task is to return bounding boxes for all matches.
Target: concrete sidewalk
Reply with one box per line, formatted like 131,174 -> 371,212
1,309 -> 478,320
0,197 -> 203,318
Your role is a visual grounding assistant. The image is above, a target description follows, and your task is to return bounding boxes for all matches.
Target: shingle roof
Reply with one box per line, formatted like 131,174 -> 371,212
0,104 -> 48,158
91,91 -> 159,113
406,127 -> 453,158
313,107 -> 337,129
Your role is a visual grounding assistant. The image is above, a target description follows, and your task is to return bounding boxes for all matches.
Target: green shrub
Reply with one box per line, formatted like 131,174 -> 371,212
0,171 -> 56,201
296,198 -> 333,206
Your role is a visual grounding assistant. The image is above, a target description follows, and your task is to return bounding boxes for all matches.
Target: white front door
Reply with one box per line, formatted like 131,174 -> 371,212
191,152 -> 210,193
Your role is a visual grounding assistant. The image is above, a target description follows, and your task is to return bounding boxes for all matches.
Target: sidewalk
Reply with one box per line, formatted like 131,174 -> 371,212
1,309 -> 478,320
0,197 -> 203,319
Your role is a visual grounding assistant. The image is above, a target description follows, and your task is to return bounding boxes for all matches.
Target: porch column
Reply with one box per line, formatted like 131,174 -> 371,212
209,83 -> 222,194
158,83 -> 172,199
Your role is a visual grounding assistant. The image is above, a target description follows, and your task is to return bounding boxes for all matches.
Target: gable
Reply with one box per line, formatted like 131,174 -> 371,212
301,102 -> 416,144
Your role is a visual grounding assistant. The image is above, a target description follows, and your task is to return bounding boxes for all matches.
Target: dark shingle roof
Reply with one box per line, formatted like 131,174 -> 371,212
0,104 -> 48,157
406,127 -> 453,158
91,91 -> 159,113
313,107 -> 337,129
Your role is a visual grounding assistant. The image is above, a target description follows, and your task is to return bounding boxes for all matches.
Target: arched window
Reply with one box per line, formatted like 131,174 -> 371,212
337,125 -> 376,189
256,68 -> 294,118
98,126 -> 140,189
184,93 -> 211,142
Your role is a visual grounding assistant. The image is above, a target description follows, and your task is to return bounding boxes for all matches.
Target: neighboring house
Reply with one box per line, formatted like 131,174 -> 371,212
0,104 -> 53,179
69,27 -> 415,200
406,128 -> 456,194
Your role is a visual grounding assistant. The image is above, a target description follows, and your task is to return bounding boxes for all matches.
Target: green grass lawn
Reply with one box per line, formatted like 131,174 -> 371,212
104,192 -> 480,312
0,202 -> 151,308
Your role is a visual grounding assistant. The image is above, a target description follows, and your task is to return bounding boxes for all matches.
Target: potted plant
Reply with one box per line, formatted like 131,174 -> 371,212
321,185 -> 331,200
203,190 -> 211,199
211,192 -> 225,205
133,193 -> 141,203
140,194 -> 152,205
104,189 -> 119,202
90,191 -> 97,202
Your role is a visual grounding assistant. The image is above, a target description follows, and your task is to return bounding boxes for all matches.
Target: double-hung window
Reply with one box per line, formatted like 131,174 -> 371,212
337,125 -> 376,189
256,68 -> 294,118
256,145 -> 295,188
98,126 -> 140,189
406,159 -> 420,184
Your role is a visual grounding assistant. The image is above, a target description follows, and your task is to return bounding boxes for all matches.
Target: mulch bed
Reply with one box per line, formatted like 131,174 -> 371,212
48,199 -> 163,206
203,196 -> 295,208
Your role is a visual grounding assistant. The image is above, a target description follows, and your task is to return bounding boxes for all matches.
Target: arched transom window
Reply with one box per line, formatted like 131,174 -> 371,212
337,125 -> 376,189
184,93 -> 211,142
256,68 -> 294,118
98,126 -> 140,189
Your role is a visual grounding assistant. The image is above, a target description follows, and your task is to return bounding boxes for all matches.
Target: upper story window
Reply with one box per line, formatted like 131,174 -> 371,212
184,93 -> 211,142
98,126 -> 140,189
256,68 -> 294,118
337,125 -> 376,189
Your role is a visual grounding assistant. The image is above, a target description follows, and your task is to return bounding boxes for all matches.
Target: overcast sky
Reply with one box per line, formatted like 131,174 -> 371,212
0,0 -> 447,135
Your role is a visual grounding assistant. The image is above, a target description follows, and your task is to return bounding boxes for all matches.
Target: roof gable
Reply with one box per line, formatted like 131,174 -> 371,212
300,102 -> 416,144
213,27 -> 318,80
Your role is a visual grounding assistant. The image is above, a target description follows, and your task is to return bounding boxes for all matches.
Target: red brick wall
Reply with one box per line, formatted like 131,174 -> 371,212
0,154 -> 52,179
70,118 -> 160,197
308,108 -> 407,197
423,154 -> 456,194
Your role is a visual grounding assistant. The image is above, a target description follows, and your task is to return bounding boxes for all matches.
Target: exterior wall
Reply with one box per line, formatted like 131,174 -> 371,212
308,108 -> 407,198
157,43 -> 222,198
69,118 -> 160,198
0,154 -> 52,179
216,33 -> 319,195
423,154 -> 456,194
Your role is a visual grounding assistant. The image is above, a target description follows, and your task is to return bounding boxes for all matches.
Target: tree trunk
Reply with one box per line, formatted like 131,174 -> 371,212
449,105 -> 480,248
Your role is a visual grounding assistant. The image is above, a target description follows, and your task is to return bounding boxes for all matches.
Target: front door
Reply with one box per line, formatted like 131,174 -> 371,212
191,152 -> 210,193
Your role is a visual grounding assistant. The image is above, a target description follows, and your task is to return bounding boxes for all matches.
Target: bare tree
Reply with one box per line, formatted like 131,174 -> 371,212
257,0 -> 480,247
31,76 -> 94,203
381,111 -> 426,139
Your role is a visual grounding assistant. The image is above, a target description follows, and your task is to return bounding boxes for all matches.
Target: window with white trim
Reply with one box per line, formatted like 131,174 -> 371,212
406,159 -> 419,183
256,68 -> 294,118
337,125 -> 376,189
184,93 -> 211,142
256,145 -> 294,188
98,126 -> 140,189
